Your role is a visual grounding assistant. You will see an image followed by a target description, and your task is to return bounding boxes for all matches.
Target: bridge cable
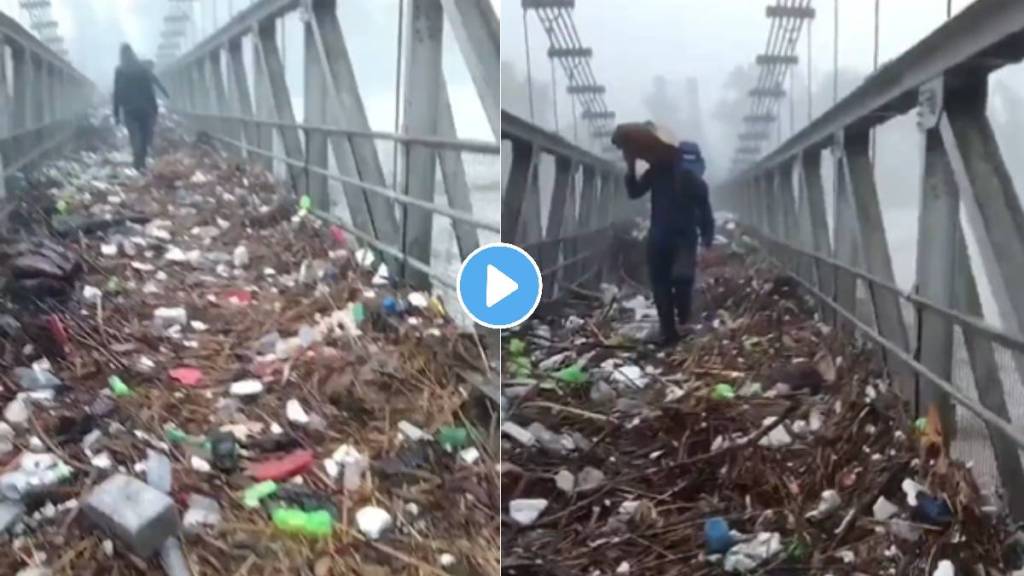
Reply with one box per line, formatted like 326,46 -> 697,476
394,0 -> 408,281
833,0 -> 838,106
392,0 -> 406,202
523,8 -> 535,122
550,57 -> 559,133
729,0 -> 812,171
871,0 -> 880,160
807,18 -> 813,125
570,70 -> 578,143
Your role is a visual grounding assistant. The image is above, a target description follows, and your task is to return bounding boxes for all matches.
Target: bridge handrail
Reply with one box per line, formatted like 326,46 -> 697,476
160,0 -> 297,73
158,0 -> 498,292
174,110 -> 499,155
502,110 -> 619,170
718,0 -> 1024,520
500,111 -> 643,299
0,9 -> 90,86
0,9 -> 95,189
754,231 -> 1024,358
192,126 -> 499,233
755,229 -> 1024,456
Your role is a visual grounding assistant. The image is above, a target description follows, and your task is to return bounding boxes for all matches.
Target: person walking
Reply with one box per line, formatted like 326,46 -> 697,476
625,140 -> 714,346
112,44 -> 169,171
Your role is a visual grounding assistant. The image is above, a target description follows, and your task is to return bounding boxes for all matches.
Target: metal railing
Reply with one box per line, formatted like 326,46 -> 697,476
501,110 -> 644,299
0,9 -> 93,194
157,0 -> 498,291
717,0 -> 1024,519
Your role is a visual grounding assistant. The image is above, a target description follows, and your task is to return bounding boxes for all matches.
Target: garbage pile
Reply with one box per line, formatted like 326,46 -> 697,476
2,239 -> 83,304
500,237 -> 1015,575
0,116 -> 498,575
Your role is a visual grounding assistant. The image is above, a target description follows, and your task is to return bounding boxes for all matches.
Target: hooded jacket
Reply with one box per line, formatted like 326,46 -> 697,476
113,61 -> 168,119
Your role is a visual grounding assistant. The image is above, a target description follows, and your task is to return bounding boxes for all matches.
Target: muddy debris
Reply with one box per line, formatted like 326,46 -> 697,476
501,236 -> 1015,575
0,114 -> 498,575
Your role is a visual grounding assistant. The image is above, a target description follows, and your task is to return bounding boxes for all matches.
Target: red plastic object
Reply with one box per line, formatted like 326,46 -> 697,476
222,289 -> 253,306
169,367 -> 204,388
46,315 -> 69,350
329,225 -> 347,247
247,449 -> 315,481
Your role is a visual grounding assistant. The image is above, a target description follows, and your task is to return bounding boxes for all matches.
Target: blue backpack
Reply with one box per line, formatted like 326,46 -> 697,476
677,141 -> 706,177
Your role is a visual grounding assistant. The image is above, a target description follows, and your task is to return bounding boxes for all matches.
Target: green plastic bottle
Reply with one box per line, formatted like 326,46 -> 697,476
272,507 -> 333,538
507,338 -> 526,356
299,195 -> 312,214
553,362 -> 587,385
436,426 -> 469,451
108,375 -> 133,397
243,480 -> 279,509
711,383 -> 736,400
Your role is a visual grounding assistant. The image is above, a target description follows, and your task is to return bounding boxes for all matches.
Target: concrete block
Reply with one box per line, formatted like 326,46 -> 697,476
83,473 -> 180,558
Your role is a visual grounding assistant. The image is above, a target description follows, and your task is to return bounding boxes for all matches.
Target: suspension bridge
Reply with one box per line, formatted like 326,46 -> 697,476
501,0 -> 1024,572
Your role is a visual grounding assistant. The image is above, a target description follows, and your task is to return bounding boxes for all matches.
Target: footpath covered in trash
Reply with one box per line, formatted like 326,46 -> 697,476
0,115 -> 498,575
500,232 -> 1019,575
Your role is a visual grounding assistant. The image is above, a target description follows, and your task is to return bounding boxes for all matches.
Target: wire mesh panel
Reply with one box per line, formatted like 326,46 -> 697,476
950,325 -> 1002,491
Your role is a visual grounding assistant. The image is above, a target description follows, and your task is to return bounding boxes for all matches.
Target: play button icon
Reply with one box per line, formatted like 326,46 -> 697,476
458,243 -> 542,329
486,265 -> 518,307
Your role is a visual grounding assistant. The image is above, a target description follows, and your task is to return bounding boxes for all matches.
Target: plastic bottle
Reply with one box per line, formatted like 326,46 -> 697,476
271,507 -> 333,538
108,375 -> 132,397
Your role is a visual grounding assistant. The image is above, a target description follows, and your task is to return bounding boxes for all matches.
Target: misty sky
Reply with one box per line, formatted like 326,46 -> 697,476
1,0 -> 496,140
502,0 -> 986,136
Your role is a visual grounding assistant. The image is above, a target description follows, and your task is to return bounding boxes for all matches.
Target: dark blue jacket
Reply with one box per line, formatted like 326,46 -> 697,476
113,62 -> 169,119
626,162 -> 714,247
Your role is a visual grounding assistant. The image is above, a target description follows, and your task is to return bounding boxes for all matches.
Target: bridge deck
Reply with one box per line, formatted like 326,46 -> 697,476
0,118 -> 497,574
500,239 -> 1009,575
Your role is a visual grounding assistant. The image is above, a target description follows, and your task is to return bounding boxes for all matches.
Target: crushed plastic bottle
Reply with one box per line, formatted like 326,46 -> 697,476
243,480 -> 279,509
272,507 -> 333,538
507,338 -> 526,355
107,375 -> 132,397
712,383 -> 736,400
553,362 -> 587,385
437,426 -> 470,452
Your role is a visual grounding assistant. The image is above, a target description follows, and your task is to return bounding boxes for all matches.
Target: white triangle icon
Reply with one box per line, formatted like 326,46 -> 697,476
486,264 -> 519,307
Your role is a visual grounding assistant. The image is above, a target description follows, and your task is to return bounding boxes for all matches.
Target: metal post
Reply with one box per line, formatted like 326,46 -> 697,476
915,78 -> 957,434
831,136 -> 858,319
227,39 -> 258,160
306,0 -> 400,247
303,19 -> 328,212
501,140 -> 537,243
437,0 -> 498,135
255,17 -> 306,190
800,150 -> 835,320
541,157 -> 577,294
941,75 -> 1024,340
436,88 -> 481,259
251,35 -> 273,168
400,0 -> 444,287
843,129 -> 914,398
207,50 -> 239,156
